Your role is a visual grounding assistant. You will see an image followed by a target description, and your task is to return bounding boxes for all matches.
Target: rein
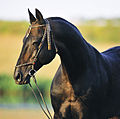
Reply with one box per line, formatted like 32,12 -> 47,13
29,75 -> 52,119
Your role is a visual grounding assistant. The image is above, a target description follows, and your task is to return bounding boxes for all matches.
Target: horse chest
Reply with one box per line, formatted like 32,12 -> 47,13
51,75 -> 75,103
51,65 -> 75,101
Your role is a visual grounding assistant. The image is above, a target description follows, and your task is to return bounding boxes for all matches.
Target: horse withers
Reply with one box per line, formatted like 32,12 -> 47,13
14,9 -> 120,119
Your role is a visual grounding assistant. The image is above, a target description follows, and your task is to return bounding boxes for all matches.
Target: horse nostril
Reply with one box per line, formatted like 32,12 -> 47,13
15,72 -> 21,82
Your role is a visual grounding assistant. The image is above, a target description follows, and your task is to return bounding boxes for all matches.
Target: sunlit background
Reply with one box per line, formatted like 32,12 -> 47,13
0,0 -> 120,119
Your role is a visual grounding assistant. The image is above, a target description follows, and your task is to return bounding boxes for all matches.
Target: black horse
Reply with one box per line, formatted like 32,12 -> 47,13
14,9 -> 120,119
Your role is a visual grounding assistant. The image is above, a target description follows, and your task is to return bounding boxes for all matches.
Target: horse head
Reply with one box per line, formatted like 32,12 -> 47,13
14,9 -> 56,85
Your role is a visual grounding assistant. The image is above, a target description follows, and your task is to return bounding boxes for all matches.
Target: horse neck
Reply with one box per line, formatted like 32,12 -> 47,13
50,18 -> 99,80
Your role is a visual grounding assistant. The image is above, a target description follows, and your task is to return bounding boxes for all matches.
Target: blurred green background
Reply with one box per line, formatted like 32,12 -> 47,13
1,0 -> 120,118
0,19 -> 120,105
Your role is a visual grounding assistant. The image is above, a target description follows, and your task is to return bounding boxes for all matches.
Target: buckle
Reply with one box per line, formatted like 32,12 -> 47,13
29,69 -> 36,76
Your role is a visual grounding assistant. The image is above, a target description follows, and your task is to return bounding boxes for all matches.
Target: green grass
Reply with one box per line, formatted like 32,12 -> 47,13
0,74 -> 52,104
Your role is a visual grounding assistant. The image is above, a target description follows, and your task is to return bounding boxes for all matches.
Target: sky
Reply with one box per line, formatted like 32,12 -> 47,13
0,0 -> 120,21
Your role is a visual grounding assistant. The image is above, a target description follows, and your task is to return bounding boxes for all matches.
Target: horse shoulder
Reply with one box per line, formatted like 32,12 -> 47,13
50,64 -> 75,113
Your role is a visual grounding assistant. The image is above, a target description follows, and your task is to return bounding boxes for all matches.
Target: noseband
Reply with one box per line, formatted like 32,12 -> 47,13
15,19 -> 57,76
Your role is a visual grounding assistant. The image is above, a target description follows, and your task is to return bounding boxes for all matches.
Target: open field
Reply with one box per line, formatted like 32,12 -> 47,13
0,20 -> 120,119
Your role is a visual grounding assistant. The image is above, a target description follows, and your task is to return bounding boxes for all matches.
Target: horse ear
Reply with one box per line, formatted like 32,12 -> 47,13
35,8 -> 44,24
28,9 -> 36,24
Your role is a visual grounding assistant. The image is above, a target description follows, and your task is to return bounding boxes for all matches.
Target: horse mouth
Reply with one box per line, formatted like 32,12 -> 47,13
15,74 -> 30,85
14,69 -> 37,85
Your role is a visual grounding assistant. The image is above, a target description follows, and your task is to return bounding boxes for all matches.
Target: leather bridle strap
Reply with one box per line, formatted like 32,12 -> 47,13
15,19 -> 53,69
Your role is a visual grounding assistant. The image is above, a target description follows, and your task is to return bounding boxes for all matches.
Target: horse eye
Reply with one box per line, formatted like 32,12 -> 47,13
32,41 -> 40,47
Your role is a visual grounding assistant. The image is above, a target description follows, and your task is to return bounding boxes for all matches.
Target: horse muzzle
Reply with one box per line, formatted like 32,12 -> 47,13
14,69 -> 31,85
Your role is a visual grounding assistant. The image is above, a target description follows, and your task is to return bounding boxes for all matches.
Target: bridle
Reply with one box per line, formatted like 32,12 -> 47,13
15,19 -> 57,77
15,19 -> 57,119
